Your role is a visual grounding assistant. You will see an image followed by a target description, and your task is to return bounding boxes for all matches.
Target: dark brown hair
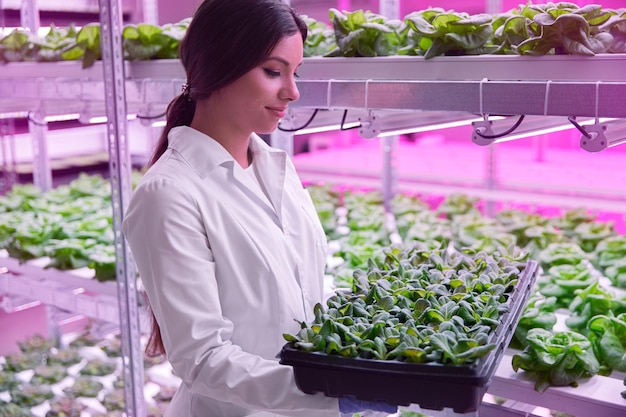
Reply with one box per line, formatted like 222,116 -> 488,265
147,0 -> 307,167
144,0 -> 307,357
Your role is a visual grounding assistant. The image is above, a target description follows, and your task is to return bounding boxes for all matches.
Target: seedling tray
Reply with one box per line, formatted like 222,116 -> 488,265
279,260 -> 538,413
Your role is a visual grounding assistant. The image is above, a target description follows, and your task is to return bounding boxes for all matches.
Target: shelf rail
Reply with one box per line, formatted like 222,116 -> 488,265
98,0 -> 145,416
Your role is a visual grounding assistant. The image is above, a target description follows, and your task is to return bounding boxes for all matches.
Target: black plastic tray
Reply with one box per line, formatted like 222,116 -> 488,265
279,260 -> 539,413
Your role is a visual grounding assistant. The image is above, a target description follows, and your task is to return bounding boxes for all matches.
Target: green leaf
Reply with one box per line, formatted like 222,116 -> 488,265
378,295 -> 395,311
76,23 -> 100,50
283,333 -> 297,342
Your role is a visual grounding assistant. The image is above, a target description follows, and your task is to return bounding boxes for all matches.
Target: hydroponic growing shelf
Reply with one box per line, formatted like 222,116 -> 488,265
1,54 -> 626,118
2,52 -> 626,417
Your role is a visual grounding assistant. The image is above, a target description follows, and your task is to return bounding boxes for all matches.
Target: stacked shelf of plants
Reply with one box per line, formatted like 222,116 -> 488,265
2,4 -> 625,66
0,173 -> 179,417
1,179 -> 625,415
0,174 -> 144,326
301,183 -> 626,416
0,175 -> 117,279
2,3 -> 626,119
0,331 -> 177,417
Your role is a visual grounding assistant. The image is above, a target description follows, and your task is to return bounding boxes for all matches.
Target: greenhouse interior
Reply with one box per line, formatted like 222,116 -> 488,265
1,0 -> 626,416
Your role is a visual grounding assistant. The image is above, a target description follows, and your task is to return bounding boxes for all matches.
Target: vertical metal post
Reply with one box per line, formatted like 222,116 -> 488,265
0,119 -> 18,192
379,0 -> 400,211
485,0 -> 503,14
484,1 -> 501,219
98,1 -> 145,416
337,0 -> 351,12
45,305 -> 63,347
28,112 -> 52,192
142,0 -> 159,25
381,136 -> 397,211
379,0 -> 399,18
0,124 -> 7,193
532,134 -> 545,163
485,144 -> 498,217
20,0 -> 40,32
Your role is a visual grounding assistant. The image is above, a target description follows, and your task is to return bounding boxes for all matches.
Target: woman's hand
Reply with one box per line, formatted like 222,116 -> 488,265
338,397 -> 398,415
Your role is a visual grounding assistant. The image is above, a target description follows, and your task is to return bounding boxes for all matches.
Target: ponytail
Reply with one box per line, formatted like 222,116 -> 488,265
143,93 -> 195,358
144,296 -> 166,357
148,93 -> 196,168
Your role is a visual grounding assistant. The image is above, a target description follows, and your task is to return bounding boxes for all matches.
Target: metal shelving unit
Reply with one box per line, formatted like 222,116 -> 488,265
3,54 -> 626,117
292,55 -> 626,118
97,1 -> 145,415
0,251 -> 150,329
1,1 -> 146,416
1,29 -> 626,417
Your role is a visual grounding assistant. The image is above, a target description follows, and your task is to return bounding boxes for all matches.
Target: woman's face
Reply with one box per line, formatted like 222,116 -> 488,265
209,33 -> 303,137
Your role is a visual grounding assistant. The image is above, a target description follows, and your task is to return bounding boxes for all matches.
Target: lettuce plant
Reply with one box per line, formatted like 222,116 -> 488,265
592,235 -> 626,288
404,9 -> 496,58
515,3 -> 614,55
587,313 -> 626,373
0,29 -> 40,62
326,8 -> 408,57
61,23 -> 102,68
302,16 -> 336,57
549,207 -> 596,236
512,293 -> 558,348
537,263 -> 597,308
123,19 -> 188,61
565,280 -> 626,332
599,10 -> 626,53
537,242 -> 586,269
512,328 -> 600,393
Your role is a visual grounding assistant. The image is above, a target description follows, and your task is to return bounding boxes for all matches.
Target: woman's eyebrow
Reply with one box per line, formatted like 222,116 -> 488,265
266,56 -> 303,67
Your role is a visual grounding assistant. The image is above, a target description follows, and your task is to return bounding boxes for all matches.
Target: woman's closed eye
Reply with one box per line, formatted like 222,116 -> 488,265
263,68 -> 281,78
264,68 -> 300,79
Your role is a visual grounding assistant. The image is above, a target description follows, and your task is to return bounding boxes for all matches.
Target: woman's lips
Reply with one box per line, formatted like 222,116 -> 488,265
267,107 -> 286,118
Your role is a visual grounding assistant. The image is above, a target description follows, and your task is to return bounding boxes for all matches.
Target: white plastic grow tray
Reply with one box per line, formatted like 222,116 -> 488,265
3,54 -> 626,82
297,54 -> 626,82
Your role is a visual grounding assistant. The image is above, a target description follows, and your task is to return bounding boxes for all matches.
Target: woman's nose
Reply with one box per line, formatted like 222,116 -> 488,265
281,78 -> 300,102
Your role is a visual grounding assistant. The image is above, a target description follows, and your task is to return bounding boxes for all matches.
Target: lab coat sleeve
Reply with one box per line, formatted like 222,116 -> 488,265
122,176 -> 340,417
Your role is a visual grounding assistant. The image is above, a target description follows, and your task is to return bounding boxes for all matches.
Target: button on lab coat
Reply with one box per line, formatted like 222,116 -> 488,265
123,126 -> 340,417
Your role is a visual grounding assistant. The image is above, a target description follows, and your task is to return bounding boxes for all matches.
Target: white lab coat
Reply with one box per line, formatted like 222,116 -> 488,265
122,126 -> 340,417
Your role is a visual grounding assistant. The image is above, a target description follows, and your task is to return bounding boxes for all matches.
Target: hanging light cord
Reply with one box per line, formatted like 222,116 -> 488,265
474,115 -> 525,139
136,111 -> 167,120
277,109 -> 362,132
567,116 -> 592,139
277,109 -> 319,132
340,110 -> 361,131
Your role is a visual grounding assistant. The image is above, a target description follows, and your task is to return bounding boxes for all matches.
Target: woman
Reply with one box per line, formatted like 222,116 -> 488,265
123,1 -> 396,416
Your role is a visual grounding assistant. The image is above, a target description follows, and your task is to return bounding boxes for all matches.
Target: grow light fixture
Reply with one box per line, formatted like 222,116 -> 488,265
278,109 -> 483,138
87,114 -> 138,124
44,113 -> 81,123
471,115 -> 615,146
574,118 -> 626,153
87,116 -> 109,124
0,111 -> 29,120
278,108 -> 362,135
0,112 -> 81,123
358,110 -> 486,139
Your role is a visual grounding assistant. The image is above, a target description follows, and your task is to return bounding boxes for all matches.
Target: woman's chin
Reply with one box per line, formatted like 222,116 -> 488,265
256,124 -> 280,135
